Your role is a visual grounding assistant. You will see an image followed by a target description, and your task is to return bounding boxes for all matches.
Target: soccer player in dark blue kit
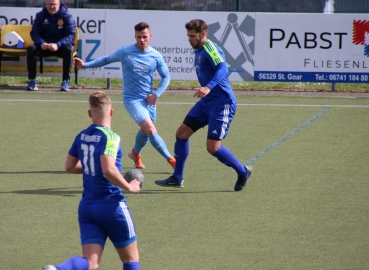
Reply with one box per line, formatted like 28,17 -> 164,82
43,92 -> 141,270
155,19 -> 252,191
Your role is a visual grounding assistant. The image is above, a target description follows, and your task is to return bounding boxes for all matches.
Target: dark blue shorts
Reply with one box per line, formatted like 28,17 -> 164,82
187,98 -> 236,140
78,200 -> 136,249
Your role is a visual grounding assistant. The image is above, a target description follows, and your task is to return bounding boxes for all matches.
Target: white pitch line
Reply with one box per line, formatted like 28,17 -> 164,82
162,102 -> 369,108
0,99 -> 88,103
236,104 -> 369,108
0,99 -> 369,108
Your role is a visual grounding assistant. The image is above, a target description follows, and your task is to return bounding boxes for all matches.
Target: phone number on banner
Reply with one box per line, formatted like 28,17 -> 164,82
254,71 -> 369,83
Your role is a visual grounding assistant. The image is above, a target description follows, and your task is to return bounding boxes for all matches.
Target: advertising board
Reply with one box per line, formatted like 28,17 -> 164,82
254,13 -> 369,83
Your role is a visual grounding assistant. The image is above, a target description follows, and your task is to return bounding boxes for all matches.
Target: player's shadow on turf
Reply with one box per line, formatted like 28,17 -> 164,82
122,171 -> 172,175
0,170 -> 66,174
0,170 -> 173,175
2,188 -> 234,197
0,187 -> 82,197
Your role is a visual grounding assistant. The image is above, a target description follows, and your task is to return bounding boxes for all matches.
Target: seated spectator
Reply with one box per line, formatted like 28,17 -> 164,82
27,0 -> 76,91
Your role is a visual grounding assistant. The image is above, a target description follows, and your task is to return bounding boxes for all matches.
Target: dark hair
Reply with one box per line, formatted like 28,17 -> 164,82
134,22 -> 150,32
185,19 -> 208,33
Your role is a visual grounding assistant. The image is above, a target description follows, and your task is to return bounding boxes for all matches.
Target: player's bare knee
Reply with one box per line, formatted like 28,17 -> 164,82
140,120 -> 156,135
206,145 -> 217,154
118,252 -> 139,263
87,261 -> 99,270
175,129 -> 184,138
206,138 -> 221,154
145,127 -> 156,135
206,142 -> 219,154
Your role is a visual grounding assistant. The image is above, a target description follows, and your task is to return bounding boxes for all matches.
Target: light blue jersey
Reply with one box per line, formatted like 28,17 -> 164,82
82,43 -> 173,165
83,44 -> 170,101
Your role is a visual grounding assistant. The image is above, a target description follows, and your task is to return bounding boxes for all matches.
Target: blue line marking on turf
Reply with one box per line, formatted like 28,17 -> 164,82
245,107 -> 331,165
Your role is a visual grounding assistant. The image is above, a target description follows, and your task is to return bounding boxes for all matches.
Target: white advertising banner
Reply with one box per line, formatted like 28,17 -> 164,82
254,13 -> 369,83
2,9 -> 368,83
0,8 -> 255,81
103,10 -> 255,81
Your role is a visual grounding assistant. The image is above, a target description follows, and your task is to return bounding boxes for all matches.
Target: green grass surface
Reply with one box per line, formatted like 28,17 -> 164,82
1,75 -> 369,92
0,91 -> 368,269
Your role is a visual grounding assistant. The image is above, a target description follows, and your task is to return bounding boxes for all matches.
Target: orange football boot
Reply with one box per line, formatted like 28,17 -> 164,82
128,149 -> 145,169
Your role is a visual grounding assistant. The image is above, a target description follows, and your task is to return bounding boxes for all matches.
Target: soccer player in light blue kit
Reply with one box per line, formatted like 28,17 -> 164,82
73,22 -> 175,170
155,19 -> 252,191
43,92 -> 141,270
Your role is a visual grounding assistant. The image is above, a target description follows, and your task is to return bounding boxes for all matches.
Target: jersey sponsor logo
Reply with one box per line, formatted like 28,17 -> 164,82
133,62 -> 149,74
128,56 -> 150,74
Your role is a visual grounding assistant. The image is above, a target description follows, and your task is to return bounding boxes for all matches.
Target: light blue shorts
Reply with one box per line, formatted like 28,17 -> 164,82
124,98 -> 156,125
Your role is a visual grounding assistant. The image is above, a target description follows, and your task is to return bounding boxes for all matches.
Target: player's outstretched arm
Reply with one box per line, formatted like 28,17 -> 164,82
81,48 -> 124,69
73,57 -> 85,68
101,155 -> 141,194
65,154 -> 82,174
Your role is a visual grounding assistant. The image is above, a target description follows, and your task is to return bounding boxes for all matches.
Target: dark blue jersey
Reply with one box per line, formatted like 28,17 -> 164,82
194,39 -> 236,103
30,3 -> 76,47
69,124 -> 125,202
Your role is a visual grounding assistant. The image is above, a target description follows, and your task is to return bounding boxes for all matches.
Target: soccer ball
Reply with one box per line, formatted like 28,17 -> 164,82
43,265 -> 56,270
124,169 -> 144,187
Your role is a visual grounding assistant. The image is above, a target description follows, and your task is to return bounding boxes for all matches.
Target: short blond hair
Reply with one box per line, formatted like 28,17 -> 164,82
89,91 -> 111,115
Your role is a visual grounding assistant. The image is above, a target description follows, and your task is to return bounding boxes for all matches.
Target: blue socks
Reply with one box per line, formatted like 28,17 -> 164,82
123,262 -> 140,270
133,130 -> 149,154
172,137 -> 189,180
171,139 -> 245,180
56,256 -> 88,270
212,145 -> 246,176
148,132 -> 171,160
